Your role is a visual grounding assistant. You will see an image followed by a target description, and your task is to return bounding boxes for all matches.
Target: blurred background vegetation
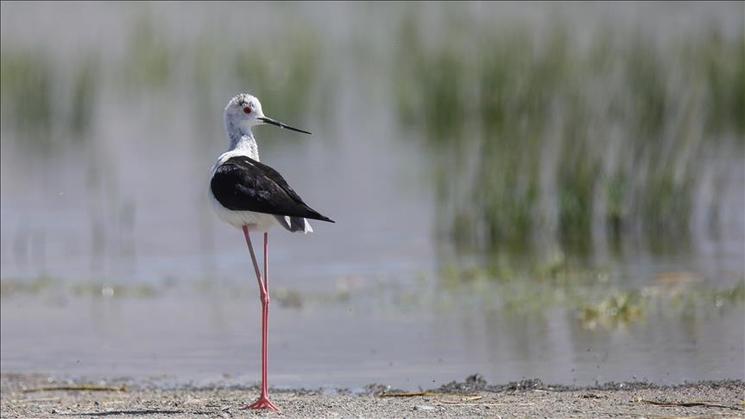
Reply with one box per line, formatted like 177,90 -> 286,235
2,1 -> 743,301
394,15 -> 744,262
3,4 -> 742,262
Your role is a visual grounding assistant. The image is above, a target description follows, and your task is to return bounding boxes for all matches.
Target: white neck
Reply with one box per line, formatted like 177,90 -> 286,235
225,118 -> 259,161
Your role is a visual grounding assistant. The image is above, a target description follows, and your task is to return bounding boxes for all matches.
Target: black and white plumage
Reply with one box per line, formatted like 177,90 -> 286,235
209,93 -> 334,233
211,155 -> 333,232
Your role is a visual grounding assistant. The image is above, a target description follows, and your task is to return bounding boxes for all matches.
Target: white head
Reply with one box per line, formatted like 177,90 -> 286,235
224,93 -> 311,135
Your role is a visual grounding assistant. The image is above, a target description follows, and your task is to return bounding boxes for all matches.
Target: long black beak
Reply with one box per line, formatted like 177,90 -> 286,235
258,116 -> 311,135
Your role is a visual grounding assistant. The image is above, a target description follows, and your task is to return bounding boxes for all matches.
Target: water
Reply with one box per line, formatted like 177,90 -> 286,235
1,2 -> 743,389
3,291 -> 742,390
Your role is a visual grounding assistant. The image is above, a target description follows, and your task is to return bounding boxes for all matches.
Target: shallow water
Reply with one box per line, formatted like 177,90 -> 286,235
1,2 -> 744,389
2,282 -> 743,390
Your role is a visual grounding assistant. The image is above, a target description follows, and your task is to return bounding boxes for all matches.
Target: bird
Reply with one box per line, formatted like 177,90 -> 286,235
209,93 -> 334,411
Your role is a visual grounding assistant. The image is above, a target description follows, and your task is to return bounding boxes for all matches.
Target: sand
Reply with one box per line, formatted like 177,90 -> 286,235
1,374 -> 743,418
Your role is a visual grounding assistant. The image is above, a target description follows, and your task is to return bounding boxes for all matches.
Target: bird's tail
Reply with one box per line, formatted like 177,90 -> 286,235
274,215 -> 315,234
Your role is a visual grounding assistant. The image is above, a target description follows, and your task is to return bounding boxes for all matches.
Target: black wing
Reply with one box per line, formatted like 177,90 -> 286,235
211,156 -> 334,223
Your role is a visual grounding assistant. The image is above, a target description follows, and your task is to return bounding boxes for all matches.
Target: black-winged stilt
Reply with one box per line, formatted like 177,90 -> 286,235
210,93 -> 334,411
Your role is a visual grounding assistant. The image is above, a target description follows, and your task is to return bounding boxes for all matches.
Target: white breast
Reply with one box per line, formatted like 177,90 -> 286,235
208,194 -> 279,232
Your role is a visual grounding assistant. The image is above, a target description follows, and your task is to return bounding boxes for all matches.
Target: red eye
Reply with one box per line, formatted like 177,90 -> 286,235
243,107 -> 252,114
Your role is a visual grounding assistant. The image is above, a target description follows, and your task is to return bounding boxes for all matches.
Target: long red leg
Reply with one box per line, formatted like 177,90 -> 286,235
241,227 -> 279,412
242,226 -> 266,296
261,232 -> 269,396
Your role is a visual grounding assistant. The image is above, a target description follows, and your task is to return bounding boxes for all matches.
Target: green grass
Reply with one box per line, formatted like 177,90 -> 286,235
392,15 -> 745,258
69,53 -> 100,137
0,48 -> 99,149
121,16 -> 173,91
434,263 -> 745,330
0,48 -> 54,142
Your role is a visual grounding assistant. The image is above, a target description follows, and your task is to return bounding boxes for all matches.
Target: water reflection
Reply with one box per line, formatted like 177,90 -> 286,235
1,2 -> 743,387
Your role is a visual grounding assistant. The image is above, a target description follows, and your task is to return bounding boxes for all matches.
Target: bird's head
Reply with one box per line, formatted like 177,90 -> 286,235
224,93 -> 311,135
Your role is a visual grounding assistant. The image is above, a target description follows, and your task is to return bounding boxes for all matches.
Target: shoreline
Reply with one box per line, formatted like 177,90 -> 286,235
2,373 -> 743,418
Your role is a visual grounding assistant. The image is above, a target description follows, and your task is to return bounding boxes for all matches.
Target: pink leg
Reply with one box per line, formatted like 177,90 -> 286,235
241,227 -> 280,412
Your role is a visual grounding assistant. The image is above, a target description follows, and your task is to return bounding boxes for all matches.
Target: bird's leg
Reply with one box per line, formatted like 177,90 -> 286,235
242,226 -> 267,297
261,232 -> 271,395
241,227 -> 279,412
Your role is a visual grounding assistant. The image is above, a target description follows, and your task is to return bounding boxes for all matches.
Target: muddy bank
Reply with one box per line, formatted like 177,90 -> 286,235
1,374 -> 743,418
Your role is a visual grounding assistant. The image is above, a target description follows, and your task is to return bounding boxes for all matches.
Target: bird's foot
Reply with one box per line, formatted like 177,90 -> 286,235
241,396 -> 280,412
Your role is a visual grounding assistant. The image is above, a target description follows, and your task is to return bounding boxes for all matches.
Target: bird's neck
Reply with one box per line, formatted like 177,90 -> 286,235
226,119 -> 260,161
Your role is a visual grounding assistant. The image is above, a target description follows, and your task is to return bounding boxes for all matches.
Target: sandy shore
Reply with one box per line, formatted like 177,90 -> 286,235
1,374 -> 743,418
